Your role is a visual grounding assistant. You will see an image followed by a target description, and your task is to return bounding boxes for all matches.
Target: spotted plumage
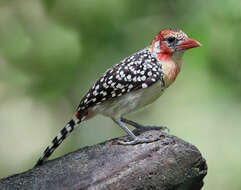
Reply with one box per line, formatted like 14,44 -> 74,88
77,48 -> 165,115
35,29 -> 201,167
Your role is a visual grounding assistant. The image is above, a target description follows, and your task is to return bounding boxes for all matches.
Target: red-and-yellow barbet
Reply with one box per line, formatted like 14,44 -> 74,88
35,29 -> 201,166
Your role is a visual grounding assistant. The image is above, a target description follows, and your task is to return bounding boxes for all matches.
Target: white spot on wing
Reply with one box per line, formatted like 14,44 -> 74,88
141,76 -> 146,81
128,84 -> 133,89
142,83 -> 148,88
103,83 -> 108,88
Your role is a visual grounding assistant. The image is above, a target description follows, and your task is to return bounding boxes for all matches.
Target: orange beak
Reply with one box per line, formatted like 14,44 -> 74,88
177,38 -> 201,51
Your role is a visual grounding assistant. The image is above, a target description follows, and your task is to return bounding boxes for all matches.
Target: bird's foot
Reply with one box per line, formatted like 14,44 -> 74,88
120,118 -> 170,133
132,125 -> 170,136
118,136 -> 159,145
137,125 -> 170,132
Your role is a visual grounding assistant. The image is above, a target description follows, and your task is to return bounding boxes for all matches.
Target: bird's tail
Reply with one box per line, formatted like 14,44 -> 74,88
35,117 -> 80,167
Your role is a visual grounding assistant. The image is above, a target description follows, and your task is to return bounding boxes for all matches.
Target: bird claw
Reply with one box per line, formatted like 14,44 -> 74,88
149,126 -> 170,133
117,137 -> 159,145
135,125 -> 170,133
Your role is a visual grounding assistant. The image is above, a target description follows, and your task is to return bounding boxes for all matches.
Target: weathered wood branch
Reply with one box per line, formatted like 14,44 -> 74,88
0,129 -> 207,190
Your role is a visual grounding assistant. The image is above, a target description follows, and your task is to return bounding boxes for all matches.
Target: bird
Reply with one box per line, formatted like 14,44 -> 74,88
35,29 -> 201,167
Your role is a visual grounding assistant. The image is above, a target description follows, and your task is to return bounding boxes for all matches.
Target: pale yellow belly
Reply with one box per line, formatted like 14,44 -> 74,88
94,81 -> 165,119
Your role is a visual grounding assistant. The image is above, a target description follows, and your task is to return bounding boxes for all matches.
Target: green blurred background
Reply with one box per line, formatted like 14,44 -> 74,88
0,0 -> 241,189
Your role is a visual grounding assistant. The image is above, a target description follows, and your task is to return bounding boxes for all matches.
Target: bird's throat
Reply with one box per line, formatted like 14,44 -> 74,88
157,52 -> 183,87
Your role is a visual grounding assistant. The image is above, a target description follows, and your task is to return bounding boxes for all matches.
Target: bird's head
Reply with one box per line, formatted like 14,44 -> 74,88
151,29 -> 201,61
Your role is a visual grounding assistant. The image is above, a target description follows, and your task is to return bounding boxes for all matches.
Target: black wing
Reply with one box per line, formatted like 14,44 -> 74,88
77,48 -> 165,112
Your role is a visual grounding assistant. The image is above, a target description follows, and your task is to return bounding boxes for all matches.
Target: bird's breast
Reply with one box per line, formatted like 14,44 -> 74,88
94,81 -> 165,118
162,60 -> 181,87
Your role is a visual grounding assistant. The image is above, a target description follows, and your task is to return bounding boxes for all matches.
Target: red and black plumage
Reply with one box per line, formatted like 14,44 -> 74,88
35,29 -> 201,167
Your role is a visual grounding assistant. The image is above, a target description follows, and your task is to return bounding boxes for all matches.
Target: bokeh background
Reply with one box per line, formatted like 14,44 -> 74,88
0,0 -> 241,189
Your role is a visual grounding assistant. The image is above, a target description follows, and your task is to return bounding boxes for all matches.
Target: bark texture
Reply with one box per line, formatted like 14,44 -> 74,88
0,129 -> 207,190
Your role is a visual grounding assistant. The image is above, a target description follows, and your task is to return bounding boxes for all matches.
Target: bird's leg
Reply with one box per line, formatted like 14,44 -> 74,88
121,117 -> 169,133
112,118 -> 159,145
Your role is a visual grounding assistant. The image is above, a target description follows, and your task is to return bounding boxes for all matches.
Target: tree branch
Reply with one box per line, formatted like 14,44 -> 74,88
0,129 -> 207,190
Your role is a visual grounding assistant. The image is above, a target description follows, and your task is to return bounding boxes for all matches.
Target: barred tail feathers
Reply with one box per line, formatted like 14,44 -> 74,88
35,118 -> 79,167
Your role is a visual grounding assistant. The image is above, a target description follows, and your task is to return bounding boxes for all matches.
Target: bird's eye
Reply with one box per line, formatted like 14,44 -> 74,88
166,37 -> 176,43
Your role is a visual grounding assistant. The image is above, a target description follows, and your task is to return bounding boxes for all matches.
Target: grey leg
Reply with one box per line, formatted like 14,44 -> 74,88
112,118 -> 158,145
121,117 -> 170,132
